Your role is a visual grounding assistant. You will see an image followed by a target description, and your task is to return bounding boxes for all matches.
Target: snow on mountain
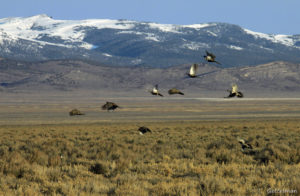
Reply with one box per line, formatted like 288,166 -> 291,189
183,23 -> 216,29
147,23 -> 182,33
243,29 -> 297,48
0,15 -> 226,49
147,22 -> 217,34
0,14 -> 135,49
228,45 -> 243,50
182,42 -> 210,50
0,14 -> 300,67
117,31 -> 161,42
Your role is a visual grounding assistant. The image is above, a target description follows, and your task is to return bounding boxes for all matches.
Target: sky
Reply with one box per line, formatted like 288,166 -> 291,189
1,0 -> 299,35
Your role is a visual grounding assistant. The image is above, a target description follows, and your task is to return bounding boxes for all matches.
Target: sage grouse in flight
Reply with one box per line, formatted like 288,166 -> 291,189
102,101 -> 120,111
138,126 -> 152,135
204,50 -> 221,65
187,64 -> 198,78
168,88 -> 184,95
225,84 -> 244,98
150,84 -> 163,97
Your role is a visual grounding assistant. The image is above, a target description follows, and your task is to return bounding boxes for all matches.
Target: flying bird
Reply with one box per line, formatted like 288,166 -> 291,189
168,88 -> 184,95
204,50 -> 221,65
102,101 -> 120,111
150,84 -> 163,97
225,84 -> 244,98
187,64 -> 198,78
138,126 -> 152,135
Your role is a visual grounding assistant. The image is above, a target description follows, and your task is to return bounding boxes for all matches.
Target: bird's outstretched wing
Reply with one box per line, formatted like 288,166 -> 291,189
206,50 -> 216,58
226,92 -> 236,98
102,103 -> 108,110
214,60 -> 221,65
237,91 -> 244,98
232,84 -> 238,93
152,85 -> 158,94
112,102 -> 119,107
168,89 -> 174,94
190,64 -> 198,76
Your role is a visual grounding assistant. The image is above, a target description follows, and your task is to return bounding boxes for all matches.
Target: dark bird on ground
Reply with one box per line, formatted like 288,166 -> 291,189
204,50 -> 221,65
187,64 -> 198,78
69,109 -> 84,116
238,138 -> 256,155
238,139 -> 253,150
168,88 -> 184,95
102,101 -> 120,111
225,84 -> 244,98
150,84 -> 163,97
138,126 -> 152,135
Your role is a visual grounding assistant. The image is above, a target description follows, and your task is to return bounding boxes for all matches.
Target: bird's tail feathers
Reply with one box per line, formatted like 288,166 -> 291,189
215,61 -> 221,65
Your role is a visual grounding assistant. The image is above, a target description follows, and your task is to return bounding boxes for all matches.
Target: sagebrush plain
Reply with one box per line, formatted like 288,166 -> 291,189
0,97 -> 300,195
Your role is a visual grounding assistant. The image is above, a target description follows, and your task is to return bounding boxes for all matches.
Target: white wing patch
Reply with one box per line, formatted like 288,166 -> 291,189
206,56 -> 212,61
152,87 -> 158,94
189,64 -> 197,76
232,84 -> 238,93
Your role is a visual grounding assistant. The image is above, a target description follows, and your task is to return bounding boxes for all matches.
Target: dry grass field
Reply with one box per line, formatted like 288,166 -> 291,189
0,97 -> 300,195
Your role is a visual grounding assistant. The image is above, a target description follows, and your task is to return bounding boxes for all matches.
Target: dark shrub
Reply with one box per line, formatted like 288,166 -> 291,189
254,148 -> 274,165
89,163 -> 108,175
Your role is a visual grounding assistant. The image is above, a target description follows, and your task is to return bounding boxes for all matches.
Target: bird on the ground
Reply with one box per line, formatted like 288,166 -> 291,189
204,50 -> 221,65
168,88 -> 184,95
102,101 -> 120,111
238,138 -> 256,155
187,64 -> 198,78
138,126 -> 152,135
150,84 -> 163,97
225,84 -> 244,98
238,139 -> 253,150
69,109 -> 84,116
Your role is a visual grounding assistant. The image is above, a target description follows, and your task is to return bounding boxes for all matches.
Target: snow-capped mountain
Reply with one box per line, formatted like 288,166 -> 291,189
0,14 -> 300,67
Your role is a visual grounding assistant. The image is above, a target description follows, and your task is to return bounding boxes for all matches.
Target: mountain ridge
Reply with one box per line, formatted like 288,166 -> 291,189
0,59 -> 299,97
0,15 -> 300,67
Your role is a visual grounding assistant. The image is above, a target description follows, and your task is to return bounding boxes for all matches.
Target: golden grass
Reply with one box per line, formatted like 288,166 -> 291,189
0,120 -> 299,195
